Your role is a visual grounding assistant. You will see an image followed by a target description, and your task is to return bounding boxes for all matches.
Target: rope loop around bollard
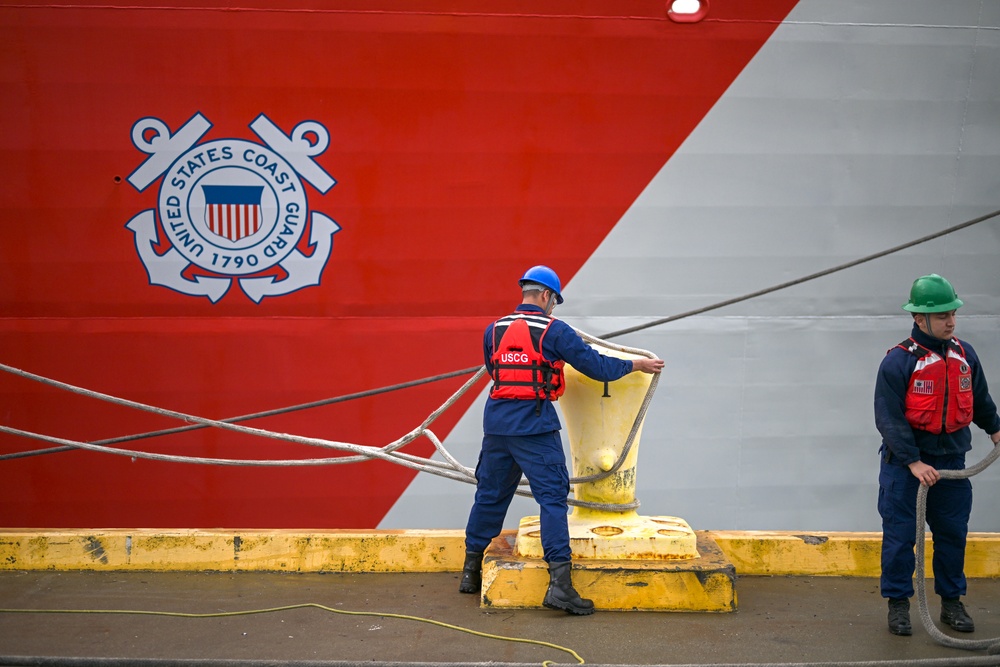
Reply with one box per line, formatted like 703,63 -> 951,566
914,440 -> 1000,652
566,328 -> 660,487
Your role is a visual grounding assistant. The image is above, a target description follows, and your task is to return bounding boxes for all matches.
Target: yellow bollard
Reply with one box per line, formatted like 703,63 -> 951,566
484,341 -> 737,611
514,344 -> 699,560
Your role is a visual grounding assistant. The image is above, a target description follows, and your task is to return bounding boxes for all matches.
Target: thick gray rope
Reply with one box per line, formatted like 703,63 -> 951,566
601,206 -> 1000,339
0,361 -> 482,472
914,440 -> 1000,652
0,367 -> 480,462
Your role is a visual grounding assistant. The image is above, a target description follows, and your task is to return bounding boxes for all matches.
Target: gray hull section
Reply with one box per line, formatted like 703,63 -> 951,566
381,0 -> 1000,532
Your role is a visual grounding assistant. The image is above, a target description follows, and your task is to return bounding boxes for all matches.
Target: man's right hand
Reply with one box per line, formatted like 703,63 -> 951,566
633,358 -> 664,374
908,460 -> 940,487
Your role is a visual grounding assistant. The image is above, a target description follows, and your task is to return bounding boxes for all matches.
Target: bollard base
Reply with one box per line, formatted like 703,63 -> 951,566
514,513 -> 699,560
481,530 -> 737,612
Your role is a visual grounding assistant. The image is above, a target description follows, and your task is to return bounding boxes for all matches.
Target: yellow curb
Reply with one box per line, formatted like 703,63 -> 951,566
0,529 -> 466,572
3,528 -> 1000,577
709,531 -> 1000,578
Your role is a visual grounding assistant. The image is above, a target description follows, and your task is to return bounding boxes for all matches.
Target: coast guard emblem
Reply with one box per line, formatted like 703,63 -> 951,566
125,113 -> 340,303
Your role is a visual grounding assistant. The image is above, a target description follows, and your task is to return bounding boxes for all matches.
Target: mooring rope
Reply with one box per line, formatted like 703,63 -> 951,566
4,206 -> 999,465
0,331 -> 657,512
0,367 -> 481,461
2,207 -> 1000,512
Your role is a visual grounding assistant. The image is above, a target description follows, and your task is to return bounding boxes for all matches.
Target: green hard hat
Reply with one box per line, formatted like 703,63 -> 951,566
902,274 -> 964,313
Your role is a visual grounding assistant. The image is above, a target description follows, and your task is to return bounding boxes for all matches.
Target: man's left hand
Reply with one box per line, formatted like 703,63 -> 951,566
633,358 -> 664,374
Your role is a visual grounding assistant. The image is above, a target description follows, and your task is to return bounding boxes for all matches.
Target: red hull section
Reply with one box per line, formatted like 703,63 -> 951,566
0,1 -> 798,527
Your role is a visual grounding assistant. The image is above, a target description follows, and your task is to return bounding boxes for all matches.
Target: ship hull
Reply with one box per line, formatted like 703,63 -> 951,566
2,0 -> 999,532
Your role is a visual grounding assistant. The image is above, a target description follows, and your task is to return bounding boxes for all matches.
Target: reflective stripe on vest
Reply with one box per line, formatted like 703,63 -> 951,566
896,337 -> 974,434
489,312 -> 565,402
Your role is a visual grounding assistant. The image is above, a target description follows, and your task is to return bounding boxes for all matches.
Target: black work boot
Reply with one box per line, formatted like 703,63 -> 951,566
542,561 -> 594,615
458,551 -> 483,594
941,598 -> 975,633
887,598 -> 912,636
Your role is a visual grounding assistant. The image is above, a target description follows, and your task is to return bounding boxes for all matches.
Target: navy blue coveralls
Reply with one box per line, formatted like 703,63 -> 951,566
874,324 -> 1000,601
463,303 -> 634,563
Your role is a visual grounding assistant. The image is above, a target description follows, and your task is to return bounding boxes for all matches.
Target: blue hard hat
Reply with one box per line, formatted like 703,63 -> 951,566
518,265 -> 564,304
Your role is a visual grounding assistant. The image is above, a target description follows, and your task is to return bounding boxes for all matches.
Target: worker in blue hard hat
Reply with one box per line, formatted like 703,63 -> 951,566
875,274 -> 1000,636
459,265 -> 664,615
517,264 -> 564,313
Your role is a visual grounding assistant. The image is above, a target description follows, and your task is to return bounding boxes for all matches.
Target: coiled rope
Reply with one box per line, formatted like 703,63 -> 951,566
913,441 -> 1000,653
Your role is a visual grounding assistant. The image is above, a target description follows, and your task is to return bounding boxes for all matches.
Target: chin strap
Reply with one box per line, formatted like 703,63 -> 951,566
543,292 -> 555,316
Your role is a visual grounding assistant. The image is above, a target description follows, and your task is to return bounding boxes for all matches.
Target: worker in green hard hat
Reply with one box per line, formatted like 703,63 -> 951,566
875,274 -> 1000,636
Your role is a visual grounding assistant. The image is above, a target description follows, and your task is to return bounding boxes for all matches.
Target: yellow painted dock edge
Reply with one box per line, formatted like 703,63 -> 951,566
3,529 -> 1000,577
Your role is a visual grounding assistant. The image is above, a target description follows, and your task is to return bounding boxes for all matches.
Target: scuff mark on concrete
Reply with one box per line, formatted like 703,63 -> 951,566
84,536 -> 109,565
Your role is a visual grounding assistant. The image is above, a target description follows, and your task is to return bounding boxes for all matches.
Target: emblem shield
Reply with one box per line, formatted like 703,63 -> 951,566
203,184 -> 264,242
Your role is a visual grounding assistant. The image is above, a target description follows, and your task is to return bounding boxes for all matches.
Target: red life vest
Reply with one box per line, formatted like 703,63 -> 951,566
489,312 -> 565,404
895,337 -> 974,434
